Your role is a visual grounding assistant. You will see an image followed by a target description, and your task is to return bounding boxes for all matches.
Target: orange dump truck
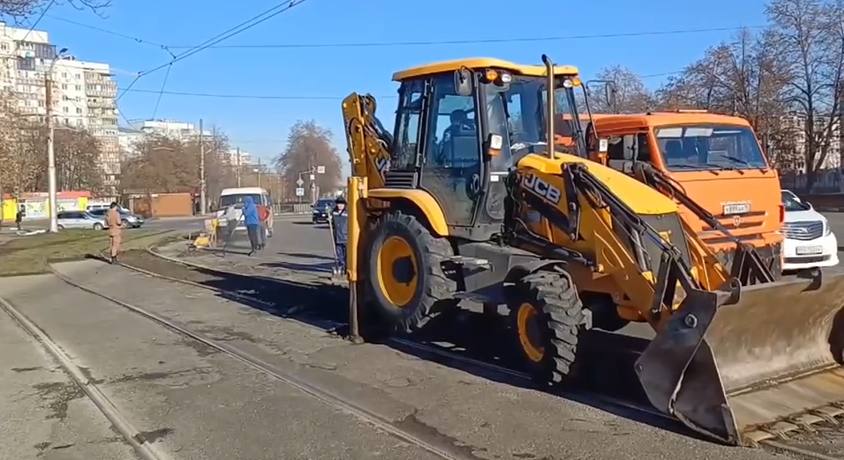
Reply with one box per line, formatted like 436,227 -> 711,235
588,111 -> 783,275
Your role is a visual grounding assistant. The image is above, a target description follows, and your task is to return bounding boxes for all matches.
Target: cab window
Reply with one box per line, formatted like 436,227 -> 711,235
393,79 -> 424,170
607,133 -> 650,173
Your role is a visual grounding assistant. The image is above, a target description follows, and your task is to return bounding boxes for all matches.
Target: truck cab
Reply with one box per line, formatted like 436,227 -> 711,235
591,112 -> 783,273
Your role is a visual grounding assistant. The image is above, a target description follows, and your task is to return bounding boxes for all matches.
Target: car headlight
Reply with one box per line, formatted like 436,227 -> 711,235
825,220 -> 832,236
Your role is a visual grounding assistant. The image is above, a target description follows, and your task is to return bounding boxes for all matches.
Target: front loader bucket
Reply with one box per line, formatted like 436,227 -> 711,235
636,271 -> 844,445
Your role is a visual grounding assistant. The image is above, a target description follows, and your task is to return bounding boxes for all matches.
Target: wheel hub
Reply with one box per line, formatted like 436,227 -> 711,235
517,302 -> 545,363
376,236 -> 419,307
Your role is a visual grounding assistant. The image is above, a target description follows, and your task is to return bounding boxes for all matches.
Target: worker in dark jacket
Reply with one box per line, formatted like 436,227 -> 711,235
15,205 -> 25,231
330,196 -> 348,276
243,196 -> 261,256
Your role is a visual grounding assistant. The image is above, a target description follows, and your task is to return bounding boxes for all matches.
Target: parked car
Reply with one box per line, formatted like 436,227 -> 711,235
57,210 -> 106,230
781,189 -> 839,271
87,207 -> 145,228
312,198 -> 335,224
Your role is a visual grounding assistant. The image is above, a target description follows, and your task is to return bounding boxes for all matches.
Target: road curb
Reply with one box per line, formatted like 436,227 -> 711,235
0,295 -> 169,460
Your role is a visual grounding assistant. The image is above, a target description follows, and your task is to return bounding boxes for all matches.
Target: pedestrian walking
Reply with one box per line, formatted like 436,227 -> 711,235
15,205 -> 25,231
105,202 -> 123,264
330,196 -> 348,277
258,203 -> 270,250
243,196 -> 261,256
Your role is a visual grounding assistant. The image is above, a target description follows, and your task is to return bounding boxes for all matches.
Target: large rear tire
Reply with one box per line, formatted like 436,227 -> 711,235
366,212 -> 456,333
510,270 -> 585,385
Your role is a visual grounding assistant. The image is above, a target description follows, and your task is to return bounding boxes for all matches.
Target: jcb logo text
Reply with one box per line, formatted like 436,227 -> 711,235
523,173 -> 562,205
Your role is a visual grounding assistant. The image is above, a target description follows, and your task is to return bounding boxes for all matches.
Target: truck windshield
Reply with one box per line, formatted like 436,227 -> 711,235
220,194 -> 262,208
489,75 -> 582,166
654,125 -> 768,171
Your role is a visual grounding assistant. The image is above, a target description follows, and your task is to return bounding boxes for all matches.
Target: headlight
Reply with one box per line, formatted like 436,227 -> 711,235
825,220 -> 832,236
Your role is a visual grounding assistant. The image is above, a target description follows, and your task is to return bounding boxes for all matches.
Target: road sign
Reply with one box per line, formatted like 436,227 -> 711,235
309,174 -> 315,180
316,165 -> 325,174
295,178 -> 304,186
295,187 -> 305,197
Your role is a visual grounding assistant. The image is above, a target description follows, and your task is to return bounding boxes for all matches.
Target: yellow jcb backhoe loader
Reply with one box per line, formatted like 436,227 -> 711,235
341,55 -> 844,446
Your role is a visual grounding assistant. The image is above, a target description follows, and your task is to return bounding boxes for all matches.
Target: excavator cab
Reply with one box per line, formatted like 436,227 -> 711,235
376,58 -> 585,240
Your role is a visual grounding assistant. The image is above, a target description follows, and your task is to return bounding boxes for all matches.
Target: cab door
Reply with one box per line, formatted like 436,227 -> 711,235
418,73 -> 484,227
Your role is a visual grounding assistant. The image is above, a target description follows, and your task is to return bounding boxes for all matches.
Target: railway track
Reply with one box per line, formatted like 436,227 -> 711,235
72,247 -> 843,460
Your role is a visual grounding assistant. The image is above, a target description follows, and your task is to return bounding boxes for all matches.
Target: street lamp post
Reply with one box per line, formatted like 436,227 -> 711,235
46,47 -> 68,232
199,119 -> 206,215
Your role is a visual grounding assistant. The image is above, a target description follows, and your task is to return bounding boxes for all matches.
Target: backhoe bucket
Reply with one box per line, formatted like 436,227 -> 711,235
636,271 -> 844,445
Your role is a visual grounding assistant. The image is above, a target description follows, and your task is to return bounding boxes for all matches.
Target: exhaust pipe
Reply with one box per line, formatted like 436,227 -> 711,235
542,54 -> 554,159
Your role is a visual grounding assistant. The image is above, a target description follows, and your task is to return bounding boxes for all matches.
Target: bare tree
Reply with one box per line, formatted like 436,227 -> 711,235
50,128 -> 104,192
766,0 -> 844,188
0,0 -> 110,18
274,121 -> 342,201
588,66 -> 652,113
655,27 -> 796,167
121,132 -> 234,201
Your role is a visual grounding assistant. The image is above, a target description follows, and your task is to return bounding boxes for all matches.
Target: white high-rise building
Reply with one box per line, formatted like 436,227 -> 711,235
0,22 -> 120,195
137,119 -> 200,140
228,147 -> 253,166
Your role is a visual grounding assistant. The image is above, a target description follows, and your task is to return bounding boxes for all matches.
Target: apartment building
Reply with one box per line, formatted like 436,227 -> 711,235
0,22 -> 120,195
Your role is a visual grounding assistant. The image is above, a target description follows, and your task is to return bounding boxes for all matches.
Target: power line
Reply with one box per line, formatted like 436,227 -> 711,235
20,0 -> 57,42
164,25 -> 763,50
640,70 -> 684,79
138,0 -> 309,77
151,64 -> 173,119
44,14 -> 171,49
121,87 -> 386,100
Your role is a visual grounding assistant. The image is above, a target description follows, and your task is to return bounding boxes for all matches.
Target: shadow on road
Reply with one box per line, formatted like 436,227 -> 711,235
277,252 -> 336,261
259,261 -> 334,273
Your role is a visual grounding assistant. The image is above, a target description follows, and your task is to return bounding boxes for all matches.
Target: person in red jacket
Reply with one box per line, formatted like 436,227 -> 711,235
257,204 -> 270,250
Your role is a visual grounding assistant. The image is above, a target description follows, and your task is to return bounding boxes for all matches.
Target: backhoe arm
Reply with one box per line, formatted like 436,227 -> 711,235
342,93 -> 392,188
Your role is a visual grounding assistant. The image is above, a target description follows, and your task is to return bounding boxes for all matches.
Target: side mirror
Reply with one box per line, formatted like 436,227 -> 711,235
454,68 -> 473,97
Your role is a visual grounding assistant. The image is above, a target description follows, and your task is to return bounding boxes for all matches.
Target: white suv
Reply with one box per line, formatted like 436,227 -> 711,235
781,189 -> 839,271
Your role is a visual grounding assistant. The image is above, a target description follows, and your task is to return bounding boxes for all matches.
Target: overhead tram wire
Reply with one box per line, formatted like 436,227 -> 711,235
151,64 -> 173,119
115,0 -> 309,102
44,14 -> 172,49
20,0 -> 56,42
52,16 -> 759,52
164,25 -> 764,49
138,0 -> 309,77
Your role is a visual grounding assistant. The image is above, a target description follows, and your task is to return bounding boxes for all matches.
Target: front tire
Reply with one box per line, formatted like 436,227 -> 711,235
93,223 -> 103,230
510,270 -> 585,385
366,212 -> 456,333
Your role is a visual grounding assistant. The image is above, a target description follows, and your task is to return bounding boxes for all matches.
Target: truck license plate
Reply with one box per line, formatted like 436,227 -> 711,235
796,245 -> 823,255
722,202 -> 750,215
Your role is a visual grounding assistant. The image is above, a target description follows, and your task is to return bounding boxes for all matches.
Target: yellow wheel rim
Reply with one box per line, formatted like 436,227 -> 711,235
517,302 -> 545,363
376,236 -> 418,307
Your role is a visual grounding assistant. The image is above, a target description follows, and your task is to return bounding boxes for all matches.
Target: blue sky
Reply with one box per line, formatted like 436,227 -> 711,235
34,0 -> 768,167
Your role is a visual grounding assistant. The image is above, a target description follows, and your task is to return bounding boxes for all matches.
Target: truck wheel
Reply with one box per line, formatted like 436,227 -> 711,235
93,223 -> 103,231
510,270 -> 585,385
366,212 -> 456,333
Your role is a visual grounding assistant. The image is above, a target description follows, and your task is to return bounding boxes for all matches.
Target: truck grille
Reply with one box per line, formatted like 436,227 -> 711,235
782,221 -> 823,241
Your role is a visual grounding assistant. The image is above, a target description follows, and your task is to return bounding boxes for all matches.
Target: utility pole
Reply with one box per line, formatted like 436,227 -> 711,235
256,158 -> 262,188
236,147 -> 242,187
46,54 -> 64,233
199,119 -> 206,214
